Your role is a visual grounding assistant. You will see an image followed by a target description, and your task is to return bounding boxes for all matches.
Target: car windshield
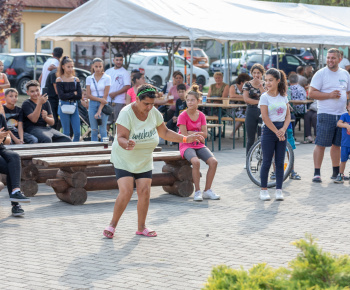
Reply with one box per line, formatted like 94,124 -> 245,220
185,50 -> 205,57
0,55 -> 14,67
232,52 -> 242,58
248,54 -> 269,63
130,55 -> 146,65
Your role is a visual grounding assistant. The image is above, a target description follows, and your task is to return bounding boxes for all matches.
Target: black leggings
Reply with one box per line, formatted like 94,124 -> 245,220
0,148 -> 21,205
245,106 -> 261,155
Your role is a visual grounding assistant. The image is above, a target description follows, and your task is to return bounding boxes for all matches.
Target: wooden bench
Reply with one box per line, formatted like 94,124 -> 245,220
32,151 -> 193,205
206,124 -> 224,151
5,141 -> 103,151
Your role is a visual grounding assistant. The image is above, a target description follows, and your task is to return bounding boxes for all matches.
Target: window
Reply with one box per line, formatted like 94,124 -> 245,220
157,56 -> 169,66
286,55 -> 300,66
130,54 -> 146,65
174,57 -> 190,68
10,24 -> 23,52
147,57 -> 157,66
41,25 -> 53,53
25,56 -> 47,69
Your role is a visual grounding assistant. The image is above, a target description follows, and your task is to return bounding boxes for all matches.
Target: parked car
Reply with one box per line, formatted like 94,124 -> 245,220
246,53 -> 307,76
272,47 -> 316,68
211,49 -> 271,75
128,52 -> 209,87
177,47 -> 209,70
0,53 -> 91,95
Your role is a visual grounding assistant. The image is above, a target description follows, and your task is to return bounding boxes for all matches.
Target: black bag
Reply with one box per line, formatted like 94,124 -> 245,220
102,104 -> 113,115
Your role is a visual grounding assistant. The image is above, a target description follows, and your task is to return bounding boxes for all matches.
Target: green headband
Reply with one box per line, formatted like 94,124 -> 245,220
137,88 -> 156,97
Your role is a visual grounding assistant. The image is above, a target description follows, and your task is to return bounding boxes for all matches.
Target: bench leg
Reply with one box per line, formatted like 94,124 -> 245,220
211,128 -> 215,152
243,122 -> 246,148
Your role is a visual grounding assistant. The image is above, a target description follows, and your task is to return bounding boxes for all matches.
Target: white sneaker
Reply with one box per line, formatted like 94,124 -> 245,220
275,189 -> 284,201
193,190 -> 203,201
203,189 -> 220,200
259,190 -> 271,201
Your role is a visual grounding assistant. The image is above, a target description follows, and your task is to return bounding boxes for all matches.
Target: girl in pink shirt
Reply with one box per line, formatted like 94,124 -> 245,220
177,85 -> 220,201
126,72 -> 145,105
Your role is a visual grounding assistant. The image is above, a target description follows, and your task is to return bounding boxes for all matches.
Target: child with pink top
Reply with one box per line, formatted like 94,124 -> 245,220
177,85 -> 220,201
126,72 -> 145,105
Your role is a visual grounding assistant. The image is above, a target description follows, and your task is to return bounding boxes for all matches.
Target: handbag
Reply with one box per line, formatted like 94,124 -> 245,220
92,78 -> 112,115
59,78 -> 77,114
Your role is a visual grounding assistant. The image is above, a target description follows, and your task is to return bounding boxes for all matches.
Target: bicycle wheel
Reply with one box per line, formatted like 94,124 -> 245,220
246,139 -> 294,188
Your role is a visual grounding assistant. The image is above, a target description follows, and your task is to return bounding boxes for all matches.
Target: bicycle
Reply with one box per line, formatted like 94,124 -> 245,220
246,137 -> 294,188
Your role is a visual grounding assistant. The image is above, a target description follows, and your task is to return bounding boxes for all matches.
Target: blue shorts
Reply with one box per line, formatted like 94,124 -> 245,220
114,168 -> 152,180
341,146 -> 350,162
315,113 -> 342,147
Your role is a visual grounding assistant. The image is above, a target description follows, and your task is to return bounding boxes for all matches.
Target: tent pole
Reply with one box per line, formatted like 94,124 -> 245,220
229,41 -> 233,82
262,42 -> 265,67
190,39 -> 194,85
34,39 -> 37,81
171,38 -> 175,79
219,43 -> 222,73
276,42 -> 279,70
108,37 -> 112,68
224,42 -> 228,84
227,41 -> 231,84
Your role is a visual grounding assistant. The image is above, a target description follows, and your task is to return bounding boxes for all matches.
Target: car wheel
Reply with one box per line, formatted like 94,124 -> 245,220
151,76 -> 162,88
18,77 -> 31,95
197,75 -> 206,86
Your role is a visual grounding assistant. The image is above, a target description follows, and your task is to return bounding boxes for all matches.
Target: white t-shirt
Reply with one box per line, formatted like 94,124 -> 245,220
86,73 -> 111,98
258,92 -> 289,122
310,66 -> 350,115
105,67 -> 131,104
339,57 -> 350,69
41,58 -> 59,89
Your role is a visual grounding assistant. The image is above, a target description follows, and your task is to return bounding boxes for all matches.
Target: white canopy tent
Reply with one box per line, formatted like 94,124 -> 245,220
34,0 -> 350,81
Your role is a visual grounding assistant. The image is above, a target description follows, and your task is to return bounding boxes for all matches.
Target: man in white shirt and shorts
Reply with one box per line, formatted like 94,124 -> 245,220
310,48 -> 350,183
38,47 -> 63,90
105,53 -> 131,125
339,50 -> 350,72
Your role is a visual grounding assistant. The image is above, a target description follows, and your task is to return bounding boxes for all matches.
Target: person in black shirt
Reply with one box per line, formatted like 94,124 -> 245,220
3,88 -> 38,144
0,113 -> 31,216
45,68 -> 61,130
22,80 -> 71,143
166,84 -> 187,132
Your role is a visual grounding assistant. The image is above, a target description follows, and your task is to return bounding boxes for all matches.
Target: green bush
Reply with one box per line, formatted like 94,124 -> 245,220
204,234 -> 350,289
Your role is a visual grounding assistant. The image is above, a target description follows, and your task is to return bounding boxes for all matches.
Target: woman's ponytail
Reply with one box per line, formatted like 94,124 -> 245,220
266,68 -> 287,96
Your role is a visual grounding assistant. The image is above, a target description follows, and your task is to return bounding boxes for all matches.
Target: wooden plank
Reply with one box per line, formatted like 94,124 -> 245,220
199,103 -> 246,108
33,151 -> 182,168
5,141 -> 103,151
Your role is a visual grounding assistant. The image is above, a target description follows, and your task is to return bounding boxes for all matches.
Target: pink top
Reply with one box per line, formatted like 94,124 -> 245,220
168,84 -> 189,111
177,110 -> 206,158
126,87 -> 137,103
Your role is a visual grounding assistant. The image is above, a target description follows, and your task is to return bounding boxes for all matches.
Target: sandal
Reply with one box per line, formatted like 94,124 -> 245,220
103,226 -> 115,239
136,228 -> 157,237
290,171 -> 301,180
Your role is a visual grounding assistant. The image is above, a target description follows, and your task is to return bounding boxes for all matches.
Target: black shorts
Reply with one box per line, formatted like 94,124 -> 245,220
114,168 -> 152,180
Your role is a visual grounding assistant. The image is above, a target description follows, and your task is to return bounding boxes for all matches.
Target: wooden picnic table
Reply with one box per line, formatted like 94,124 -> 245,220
206,97 -> 244,102
32,151 -> 194,205
5,141 -> 103,150
289,99 -> 314,105
199,103 -> 246,150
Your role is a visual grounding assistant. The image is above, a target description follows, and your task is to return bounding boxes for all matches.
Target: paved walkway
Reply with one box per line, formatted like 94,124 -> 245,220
1,141 -> 350,289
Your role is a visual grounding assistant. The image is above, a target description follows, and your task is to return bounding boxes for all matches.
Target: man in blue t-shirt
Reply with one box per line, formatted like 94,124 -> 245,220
334,100 -> 350,183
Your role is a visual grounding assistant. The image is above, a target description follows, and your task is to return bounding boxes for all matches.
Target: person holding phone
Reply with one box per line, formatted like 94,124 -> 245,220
0,112 -> 31,216
21,80 -> 71,143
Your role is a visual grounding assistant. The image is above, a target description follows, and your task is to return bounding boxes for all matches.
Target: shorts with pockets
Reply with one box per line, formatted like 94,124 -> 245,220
114,168 -> 152,180
341,146 -> 350,162
183,147 -> 214,163
315,113 -> 342,147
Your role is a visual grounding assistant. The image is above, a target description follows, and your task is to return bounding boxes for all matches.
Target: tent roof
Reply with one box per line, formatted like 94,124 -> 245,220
35,0 -> 350,47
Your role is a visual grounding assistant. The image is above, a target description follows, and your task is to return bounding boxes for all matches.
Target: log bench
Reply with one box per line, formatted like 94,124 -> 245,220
1,142 -> 161,197
32,151 -> 193,205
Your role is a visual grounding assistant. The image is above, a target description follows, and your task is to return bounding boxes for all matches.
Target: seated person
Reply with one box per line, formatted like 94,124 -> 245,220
3,88 -> 38,144
21,80 -> 71,143
166,84 -> 187,132
228,73 -> 251,138
186,73 -> 203,92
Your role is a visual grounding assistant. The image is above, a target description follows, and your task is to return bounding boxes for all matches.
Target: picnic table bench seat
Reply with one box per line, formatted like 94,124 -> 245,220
32,151 -> 194,205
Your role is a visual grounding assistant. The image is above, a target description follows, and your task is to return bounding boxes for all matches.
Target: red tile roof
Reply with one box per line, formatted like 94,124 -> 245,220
10,0 -> 84,9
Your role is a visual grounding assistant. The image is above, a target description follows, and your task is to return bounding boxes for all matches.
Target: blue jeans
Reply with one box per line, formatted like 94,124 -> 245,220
88,100 -> 108,141
58,101 -> 81,142
260,122 -> 287,189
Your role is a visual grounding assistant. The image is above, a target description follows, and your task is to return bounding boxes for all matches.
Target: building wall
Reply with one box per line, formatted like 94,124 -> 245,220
7,8 -> 72,54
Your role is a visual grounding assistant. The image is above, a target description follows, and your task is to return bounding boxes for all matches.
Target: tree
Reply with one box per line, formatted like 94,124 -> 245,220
164,41 -> 181,83
0,0 -> 24,47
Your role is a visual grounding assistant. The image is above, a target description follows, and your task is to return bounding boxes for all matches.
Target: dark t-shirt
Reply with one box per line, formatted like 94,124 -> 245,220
242,81 -> 265,100
45,69 -> 58,99
21,99 -> 53,130
340,112 -> 350,147
0,114 -> 8,149
175,99 -> 187,117
3,105 -> 22,130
